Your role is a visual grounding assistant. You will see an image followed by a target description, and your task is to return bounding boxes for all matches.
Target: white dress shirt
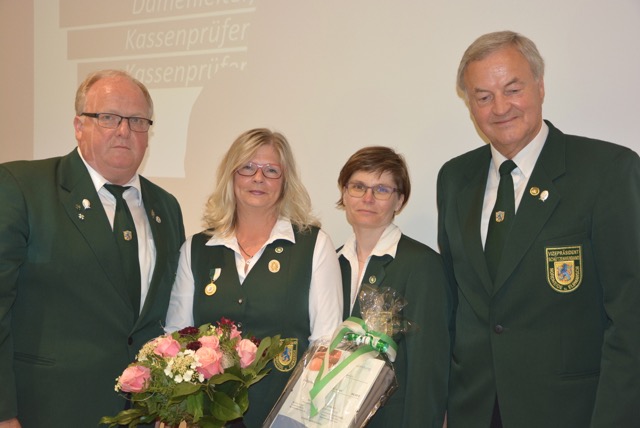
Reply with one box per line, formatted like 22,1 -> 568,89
165,218 -> 343,342
78,148 -> 156,313
481,123 -> 549,246
338,223 -> 402,313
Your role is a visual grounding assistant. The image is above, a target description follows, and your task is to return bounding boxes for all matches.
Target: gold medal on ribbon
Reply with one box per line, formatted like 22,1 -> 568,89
204,282 -> 217,296
204,268 -> 221,296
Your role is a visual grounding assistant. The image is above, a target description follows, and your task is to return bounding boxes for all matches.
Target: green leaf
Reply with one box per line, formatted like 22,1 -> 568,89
172,381 -> 202,398
99,408 -> 146,426
187,392 -> 204,421
210,391 -> 243,421
235,387 -> 249,413
208,372 -> 244,385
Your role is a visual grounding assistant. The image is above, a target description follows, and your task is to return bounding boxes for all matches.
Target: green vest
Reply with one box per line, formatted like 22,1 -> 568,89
190,225 -> 319,426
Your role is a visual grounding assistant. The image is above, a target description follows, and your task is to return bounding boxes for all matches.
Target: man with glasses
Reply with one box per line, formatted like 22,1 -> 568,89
0,69 -> 185,427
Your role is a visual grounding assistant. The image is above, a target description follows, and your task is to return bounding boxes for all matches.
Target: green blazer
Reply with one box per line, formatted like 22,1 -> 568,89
0,149 -> 185,427
437,121 -> 640,427
339,234 -> 451,428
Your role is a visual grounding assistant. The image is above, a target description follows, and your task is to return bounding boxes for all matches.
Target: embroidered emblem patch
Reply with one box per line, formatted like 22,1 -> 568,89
274,338 -> 298,372
545,245 -> 582,293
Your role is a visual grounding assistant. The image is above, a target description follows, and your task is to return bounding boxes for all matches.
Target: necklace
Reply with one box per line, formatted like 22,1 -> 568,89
237,241 -> 254,259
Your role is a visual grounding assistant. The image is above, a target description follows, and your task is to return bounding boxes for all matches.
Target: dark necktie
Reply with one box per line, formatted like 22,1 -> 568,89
104,184 -> 141,317
485,160 -> 517,282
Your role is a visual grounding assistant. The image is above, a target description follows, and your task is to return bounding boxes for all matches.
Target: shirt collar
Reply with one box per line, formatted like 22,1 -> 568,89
338,223 -> 401,261
205,217 -> 295,248
77,147 -> 142,206
490,121 -> 549,180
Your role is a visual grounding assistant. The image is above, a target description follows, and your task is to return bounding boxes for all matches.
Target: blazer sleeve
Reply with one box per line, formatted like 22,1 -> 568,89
590,148 -> 640,425
0,165 -> 28,421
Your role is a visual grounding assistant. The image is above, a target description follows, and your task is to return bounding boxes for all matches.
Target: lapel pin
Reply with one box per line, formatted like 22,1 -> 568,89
539,190 -> 549,202
78,213 -> 85,220
275,246 -> 284,254
529,187 -> 540,196
368,275 -> 377,284
82,199 -> 91,210
150,209 -> 162,223
123,230 -> 134,241
269,259 -> 281,273
495,211 -> 506,223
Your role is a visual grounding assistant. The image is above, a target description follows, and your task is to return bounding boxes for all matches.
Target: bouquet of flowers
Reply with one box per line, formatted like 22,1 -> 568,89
100,317 -> 284,428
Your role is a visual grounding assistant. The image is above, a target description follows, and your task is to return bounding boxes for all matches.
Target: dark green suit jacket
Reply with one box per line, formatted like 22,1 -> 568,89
0,149 -> 185,427
437,121 -> 640,427
339,234 -> 451,428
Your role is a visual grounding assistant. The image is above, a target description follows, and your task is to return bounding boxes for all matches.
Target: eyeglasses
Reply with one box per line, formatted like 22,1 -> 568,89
345,182 -> 398,200
81,112 -> 153,133
236,162 -> 283,179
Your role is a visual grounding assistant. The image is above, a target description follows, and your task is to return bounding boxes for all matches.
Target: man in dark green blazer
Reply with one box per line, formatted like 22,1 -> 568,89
0,70 -> 185,427
437,31 -> 640,427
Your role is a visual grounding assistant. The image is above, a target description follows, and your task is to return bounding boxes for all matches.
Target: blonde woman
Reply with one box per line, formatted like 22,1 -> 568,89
166,129 -> 342,426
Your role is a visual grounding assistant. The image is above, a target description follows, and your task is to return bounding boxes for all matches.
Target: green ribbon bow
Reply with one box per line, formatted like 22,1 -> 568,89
308,317 -> 398,417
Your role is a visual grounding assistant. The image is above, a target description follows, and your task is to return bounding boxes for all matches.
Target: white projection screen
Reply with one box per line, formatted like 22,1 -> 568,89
1,0 -> 639,250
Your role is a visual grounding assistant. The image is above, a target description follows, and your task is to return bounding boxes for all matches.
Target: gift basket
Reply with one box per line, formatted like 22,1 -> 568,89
263,285 -> 414,427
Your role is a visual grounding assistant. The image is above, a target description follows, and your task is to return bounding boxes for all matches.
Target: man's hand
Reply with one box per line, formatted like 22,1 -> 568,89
0,418 -> 21,428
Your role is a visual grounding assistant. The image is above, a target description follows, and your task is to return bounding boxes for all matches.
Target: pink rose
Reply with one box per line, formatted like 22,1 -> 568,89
118,365 -> 151,393
198,335 -> 220,350
195,346 -> 224,379
236,338 -> 257,368
230,325 -> 242,340
154,336 -> 181,357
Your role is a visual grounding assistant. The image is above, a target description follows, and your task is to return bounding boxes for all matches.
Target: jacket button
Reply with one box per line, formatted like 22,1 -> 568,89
128,336 -> 133,345
494,325 -> 504,334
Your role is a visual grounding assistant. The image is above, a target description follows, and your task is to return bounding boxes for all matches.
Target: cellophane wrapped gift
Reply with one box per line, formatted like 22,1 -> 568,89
263,285 -> 415,427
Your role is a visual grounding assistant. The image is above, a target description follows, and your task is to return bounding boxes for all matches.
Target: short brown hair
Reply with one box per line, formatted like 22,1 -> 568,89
336,146 -> 410,212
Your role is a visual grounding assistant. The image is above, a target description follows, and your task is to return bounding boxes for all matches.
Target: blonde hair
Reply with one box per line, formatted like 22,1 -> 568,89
202,128 -> 320,237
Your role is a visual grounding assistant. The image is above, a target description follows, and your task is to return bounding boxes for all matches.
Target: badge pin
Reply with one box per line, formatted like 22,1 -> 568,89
82,199 -> 91,210
155,215 -> 162,223
368,275 -> 377,284
269,260 -> 281,273
123,230 -> 133,241
78,213 -> 85,220
275,246 -> 284,254
495,211 -> 506,223
539,190 -> 549,202
529,187 -> 540,196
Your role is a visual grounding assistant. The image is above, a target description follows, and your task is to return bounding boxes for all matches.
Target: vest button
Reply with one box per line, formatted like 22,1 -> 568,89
238,298 -> 244,305
237,322 -> 243,328
494,324 -> 504,334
